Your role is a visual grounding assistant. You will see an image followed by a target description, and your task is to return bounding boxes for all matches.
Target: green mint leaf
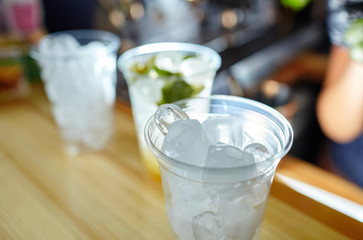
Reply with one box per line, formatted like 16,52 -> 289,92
160,80 -> 194,104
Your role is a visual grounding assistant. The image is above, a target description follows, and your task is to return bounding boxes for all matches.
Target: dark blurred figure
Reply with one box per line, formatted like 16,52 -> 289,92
317,0 -> 363,188
42,0 -> 98,32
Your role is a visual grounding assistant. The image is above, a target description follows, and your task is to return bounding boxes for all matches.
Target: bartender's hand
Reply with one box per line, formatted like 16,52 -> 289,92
316,45 -> 363,143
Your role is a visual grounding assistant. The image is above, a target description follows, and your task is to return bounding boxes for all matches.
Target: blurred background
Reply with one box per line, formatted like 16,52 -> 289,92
0,0 -> 330,174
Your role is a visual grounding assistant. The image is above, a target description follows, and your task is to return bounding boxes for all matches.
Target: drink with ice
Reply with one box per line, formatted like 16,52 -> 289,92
118,42 -> 221,178
145,96 -> 293,240
31,30 -> 120,154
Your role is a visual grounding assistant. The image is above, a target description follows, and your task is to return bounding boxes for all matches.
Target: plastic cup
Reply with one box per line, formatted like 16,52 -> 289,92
118,42 -> 221,179
31,30 -> 120,155
144,95 -> 293,240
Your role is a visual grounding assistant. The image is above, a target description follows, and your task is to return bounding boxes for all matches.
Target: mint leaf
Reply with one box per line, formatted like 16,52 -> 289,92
160,80 -> 194,104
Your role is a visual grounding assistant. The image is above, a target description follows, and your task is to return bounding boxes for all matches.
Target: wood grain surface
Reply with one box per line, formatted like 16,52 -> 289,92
0,83 -> 362,239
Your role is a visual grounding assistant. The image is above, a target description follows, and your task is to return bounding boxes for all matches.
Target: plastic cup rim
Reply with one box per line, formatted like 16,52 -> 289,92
144,95 -> 294,174
117,41 -> 222,78
30,29 -> 121,60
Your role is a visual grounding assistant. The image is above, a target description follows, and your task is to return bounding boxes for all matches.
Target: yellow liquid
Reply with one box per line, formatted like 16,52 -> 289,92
140,146 -> 161,181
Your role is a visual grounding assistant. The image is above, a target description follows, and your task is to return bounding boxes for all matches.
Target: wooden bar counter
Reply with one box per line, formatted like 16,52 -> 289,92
0,83 -> 362,239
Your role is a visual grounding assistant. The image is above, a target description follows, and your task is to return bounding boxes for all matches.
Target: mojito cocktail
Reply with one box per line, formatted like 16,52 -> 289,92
118,42 -> 221,178
145,96 -> 293,240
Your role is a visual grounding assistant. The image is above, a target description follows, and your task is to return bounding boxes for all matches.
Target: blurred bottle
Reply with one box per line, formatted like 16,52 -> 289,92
1,0 -> 42,36
0,46 -> 28,100
0,0 -> 43,100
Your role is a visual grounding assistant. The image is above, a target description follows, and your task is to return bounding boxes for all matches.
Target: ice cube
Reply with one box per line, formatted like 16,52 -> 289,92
244,143 -> 271,162
204,143 -> 254,168
179,56 -> 211,78
39,34 -> 80,55
217,196 -> 264,240
154,51 -> 184,73
161,168 -> 217,240
205,182 -> 244,202
202,143 -> 256,201
154,104 -> 189,135
203,175 -> 269,240
162,119 -> 210,166
242,182 -> 269,209
202,116 -> 243,149
80,41 -> 109,59
192,211 -> 225,240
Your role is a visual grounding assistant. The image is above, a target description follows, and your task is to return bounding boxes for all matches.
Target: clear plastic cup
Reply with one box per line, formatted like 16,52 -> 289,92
118,42 -> 221,179
31,30 -> 121,155
144,95 -> 293,240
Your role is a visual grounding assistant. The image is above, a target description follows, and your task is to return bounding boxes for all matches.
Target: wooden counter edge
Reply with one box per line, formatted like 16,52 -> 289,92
274,156 -> 363,239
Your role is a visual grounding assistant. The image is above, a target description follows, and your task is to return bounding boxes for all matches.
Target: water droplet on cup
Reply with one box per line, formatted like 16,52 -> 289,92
154,104 -> 189,135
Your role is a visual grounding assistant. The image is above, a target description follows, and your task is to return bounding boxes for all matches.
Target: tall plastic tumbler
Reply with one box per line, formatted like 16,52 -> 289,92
118,42 -> 221,179
145,96 -> 293,240
31,30 -> 120,155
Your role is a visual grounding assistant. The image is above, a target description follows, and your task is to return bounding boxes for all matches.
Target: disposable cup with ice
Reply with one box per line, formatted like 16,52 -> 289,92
118,42 -> 221,178
144,96 -> 293,240
31,30 -> 120,155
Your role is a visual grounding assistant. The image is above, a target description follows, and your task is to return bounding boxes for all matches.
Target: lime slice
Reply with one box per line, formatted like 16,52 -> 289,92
129,62 -> 148,74
192,84 -> 204,95
280,0 -> 311,11
129,56 -> 155,75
